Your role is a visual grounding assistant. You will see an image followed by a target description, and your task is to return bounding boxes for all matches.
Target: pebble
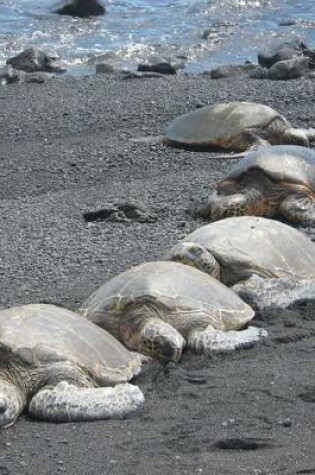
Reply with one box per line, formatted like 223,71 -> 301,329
278,418 -> 292,427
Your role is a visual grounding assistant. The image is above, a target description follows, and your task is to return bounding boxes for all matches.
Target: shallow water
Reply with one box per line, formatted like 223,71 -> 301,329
0,0 -> 315,74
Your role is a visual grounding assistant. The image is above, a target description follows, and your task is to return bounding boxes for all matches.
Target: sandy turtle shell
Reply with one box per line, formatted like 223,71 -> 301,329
0,304 -> 143,428
0,303 -> 140,383
168,216 -> 315,308
81,261 -> 266,362
164,101 -> 313,151
194,145 -> 315,223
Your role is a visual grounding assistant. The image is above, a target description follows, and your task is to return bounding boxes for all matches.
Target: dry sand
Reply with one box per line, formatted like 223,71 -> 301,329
0,71 -> 315,474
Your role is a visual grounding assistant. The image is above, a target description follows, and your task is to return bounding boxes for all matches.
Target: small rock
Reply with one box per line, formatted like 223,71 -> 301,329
138,63 -> 177,75
204,63 -> 259,79
6,48 -> 66,73
278,418 -> 292,427
268,56 -> 309,80
121,71 -> 166,80
212,437 -> 275,450
25,72 -> 52,83
0,65 -> 21,85
299,387 -> 315,402
95,63 -> 115,74
258,38 -> 307,68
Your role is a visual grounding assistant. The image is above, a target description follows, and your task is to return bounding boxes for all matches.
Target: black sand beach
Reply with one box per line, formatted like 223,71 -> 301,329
1,72 -> 315,474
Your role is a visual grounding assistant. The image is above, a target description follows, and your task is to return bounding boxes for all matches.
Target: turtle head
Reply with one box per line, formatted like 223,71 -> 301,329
283,128 -> 309,147
138,319 -> 184,362
0,380 -> 26,429
167,241 -> 220,279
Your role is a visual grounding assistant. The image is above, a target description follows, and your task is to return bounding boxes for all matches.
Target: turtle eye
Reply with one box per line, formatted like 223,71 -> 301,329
193,246 -> 203,257
0,398 -> 7,413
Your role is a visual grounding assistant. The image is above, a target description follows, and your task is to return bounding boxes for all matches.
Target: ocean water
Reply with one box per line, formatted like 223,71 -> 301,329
0,0 -> 315,74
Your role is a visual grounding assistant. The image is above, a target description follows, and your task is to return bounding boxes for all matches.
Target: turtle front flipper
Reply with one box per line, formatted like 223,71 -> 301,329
304,128 -> 315,143
136,318 -> 185,362
187,325 -> 267,353
279,127 -> 309,147
286,127 -> 315,146
232,275 -> 315,309
28,381 -> 144,422
0,380 -> 26,428
280,193 -> 315,223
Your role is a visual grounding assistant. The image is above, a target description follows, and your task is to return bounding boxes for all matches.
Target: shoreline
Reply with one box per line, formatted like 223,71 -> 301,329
0,72 -> 315,474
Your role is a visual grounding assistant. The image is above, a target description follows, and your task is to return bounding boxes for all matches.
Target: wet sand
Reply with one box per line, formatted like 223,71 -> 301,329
0,71 -> 315,474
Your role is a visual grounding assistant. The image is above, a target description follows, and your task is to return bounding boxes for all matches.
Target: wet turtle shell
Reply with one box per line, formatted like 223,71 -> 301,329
0,304 -> 140,385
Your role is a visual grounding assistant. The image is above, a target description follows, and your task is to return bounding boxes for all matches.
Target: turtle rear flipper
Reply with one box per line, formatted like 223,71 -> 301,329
28,381 -> 144,422
210,142 -> 271,160
187,324 -> 267,353
232,275 -> 315,309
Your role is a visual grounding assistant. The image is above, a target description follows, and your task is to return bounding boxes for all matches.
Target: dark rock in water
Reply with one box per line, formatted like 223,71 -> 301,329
278,19 -> 299,26
83,202 -> 157,223
204,63 -> 259,79
6,48 -> 66,73
279,19 -> 315,27
55,0 -> 106,17
258,39 -> 307,69
268,56 -> 310,80
201,28 -> 220,40
202,21 -> 235,40
138,63 -> 177,75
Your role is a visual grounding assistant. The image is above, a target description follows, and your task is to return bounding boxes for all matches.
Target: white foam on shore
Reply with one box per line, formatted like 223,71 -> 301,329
0,0 -> 315,74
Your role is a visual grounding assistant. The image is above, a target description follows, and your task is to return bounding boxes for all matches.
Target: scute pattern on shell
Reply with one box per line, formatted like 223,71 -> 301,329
80,261 -> 254,334
179,216 -> 315,285
0,304 -> 141,384
165,101 -> 284,149
222,145 -> 315,191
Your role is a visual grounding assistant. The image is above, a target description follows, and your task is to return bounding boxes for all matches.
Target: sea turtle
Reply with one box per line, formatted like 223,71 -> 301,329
0,304 -> 144,428
164,101 -> 315,152
168,216 -> 315,309
194,145 -> 315,223
80,261 -> 266,363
